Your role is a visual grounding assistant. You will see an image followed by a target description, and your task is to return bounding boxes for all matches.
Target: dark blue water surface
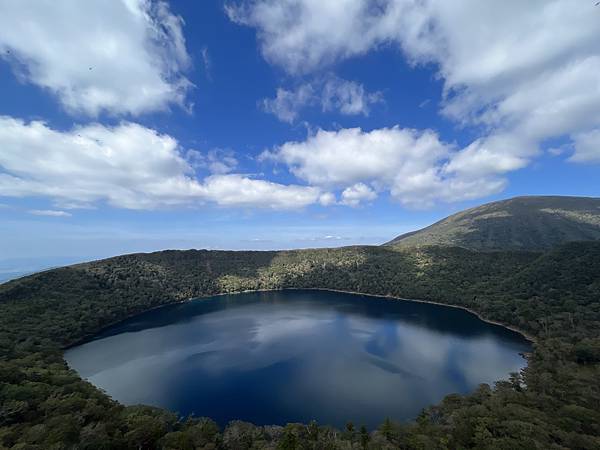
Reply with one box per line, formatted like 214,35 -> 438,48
65,290 -> 531,429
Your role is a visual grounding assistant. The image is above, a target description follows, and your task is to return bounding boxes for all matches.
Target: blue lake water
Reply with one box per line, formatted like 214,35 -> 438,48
65,289 -> 531,429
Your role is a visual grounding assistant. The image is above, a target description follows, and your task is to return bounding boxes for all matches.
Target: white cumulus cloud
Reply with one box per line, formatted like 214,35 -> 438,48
230,0 -> 600,204
340,183 -> 377,207
262,126 -> 505,208
198,174 -> 322,209
225,0 -> 403,74
0,0 -> 193,116
0,116 -> 328,210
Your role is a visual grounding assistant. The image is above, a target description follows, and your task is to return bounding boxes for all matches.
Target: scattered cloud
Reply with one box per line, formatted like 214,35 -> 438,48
2,1 -> 597,214
444,134 -> 530,178
198,174 -> 323,209
262,126 -> 505,208
298,235 -> 350,242
208,156 -> 239,175
0,0 -> 193,116
201,46 -> 213,80
321,77 -> 383,116
548,145 -> 569,157
262,75 -> 382,123
262,85 -> 315,123
570,130 -> 600,163
0,116 -> 330,210
317,192 -> 337,207
230,0 -> 600,198
407,1 -> 600,174
0,116 -> 198,209
28,209 -> 72,217
187,148 -> 239,174
225,0 -> 402,74
340,183 -> 377,207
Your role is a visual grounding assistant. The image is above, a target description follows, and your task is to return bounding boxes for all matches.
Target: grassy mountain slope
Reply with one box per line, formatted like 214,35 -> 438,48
385,196 -> 600,251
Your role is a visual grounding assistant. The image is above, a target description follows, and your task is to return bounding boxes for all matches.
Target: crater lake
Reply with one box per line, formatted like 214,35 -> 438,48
65,289 -> 531,429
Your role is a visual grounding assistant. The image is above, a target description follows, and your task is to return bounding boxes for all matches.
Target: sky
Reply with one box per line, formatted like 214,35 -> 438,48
1,0 -> 600,271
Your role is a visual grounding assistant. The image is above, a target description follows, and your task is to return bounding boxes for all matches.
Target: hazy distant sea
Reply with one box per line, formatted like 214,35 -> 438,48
0,256 -> 90,284
0,271 -> 33,283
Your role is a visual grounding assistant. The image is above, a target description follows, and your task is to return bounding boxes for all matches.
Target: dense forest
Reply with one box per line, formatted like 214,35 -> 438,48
1,242 -> 600,449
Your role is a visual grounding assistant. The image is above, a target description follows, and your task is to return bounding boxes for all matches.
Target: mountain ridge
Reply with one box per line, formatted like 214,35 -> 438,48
385,195 -> 600,251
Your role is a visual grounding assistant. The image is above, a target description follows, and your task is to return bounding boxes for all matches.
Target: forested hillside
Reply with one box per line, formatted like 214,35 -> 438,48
386,196 -> 600,251
1,242 -> 600,448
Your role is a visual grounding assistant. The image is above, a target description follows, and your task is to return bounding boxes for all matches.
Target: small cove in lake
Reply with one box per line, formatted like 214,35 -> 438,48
65,289 -> 531,429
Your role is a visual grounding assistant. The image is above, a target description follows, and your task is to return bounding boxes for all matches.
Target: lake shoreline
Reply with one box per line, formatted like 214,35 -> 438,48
310,288 -> 536,344
64,286 -> 536,350
208,287 -> 537,345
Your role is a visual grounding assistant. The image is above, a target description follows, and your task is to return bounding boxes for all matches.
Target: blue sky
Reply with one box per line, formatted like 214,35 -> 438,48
1,0 -> 599,270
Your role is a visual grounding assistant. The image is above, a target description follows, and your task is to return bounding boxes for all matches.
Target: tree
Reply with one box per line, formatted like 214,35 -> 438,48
360,425 -> 370,449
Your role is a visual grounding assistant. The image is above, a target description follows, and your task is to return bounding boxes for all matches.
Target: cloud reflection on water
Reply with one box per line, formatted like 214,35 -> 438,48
65,290 -> 530,428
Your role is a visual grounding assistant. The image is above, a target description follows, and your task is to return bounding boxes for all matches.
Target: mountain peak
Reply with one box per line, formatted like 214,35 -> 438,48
385,196 -> 600,251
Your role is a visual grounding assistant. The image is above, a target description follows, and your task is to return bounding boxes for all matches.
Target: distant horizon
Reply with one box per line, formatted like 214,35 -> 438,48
2,192 -> 599,281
